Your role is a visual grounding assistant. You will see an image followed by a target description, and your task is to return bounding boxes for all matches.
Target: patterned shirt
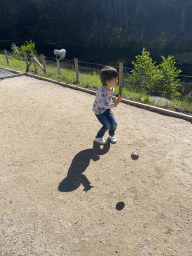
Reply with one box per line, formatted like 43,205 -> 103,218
92,85 -> 115,114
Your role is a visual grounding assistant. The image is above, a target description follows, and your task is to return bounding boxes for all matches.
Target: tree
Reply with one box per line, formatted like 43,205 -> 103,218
158,56 -> 181,98
126,48 -> 163,95
15,0 -> 38,38
125,48 -> 181,99
0,0 -> 17,36
11,40 -> 37,60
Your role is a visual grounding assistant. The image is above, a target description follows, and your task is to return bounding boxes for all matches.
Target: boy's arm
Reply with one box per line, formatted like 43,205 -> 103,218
100,92 -> 115,109
99,89 -> 122,109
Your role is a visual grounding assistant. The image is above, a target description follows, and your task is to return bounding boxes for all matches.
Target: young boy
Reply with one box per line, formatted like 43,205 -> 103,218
92,66 -> 123,145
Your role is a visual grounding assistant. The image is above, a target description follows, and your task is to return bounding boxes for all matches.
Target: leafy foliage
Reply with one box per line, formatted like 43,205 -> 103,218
20,40 -> 37,60
138,96 -> 153,105
125,48 -> 163,94
143,96 -> 153,104
125,48 -> 182,99
1,0 -> 192,65
158,56 -> 182,98
11,40 -> 37,60
11,43 -> 21,59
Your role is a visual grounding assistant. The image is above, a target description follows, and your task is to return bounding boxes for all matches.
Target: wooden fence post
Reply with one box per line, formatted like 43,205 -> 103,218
57,59 -> 60,75
41,54 -> 46,74
24,52 -> 28,70
32,53 -> 37,73
119,63 -> 123,95
74,58 -> 79,83
33,56 -> 45,73
4,50 -> 9,64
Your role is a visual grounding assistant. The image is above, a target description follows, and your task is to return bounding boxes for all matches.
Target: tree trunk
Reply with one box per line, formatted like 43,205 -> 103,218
180,9 -> 185,33
125,0 -> 128,27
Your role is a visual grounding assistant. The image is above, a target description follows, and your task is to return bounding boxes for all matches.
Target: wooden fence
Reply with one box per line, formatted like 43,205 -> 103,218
3,50 -> 124,95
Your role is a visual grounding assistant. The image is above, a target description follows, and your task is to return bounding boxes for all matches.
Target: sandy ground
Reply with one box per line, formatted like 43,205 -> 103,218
0,76 -> 192,256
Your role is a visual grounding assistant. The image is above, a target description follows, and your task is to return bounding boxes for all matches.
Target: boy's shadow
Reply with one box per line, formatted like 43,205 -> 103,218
58,141 -> 110,192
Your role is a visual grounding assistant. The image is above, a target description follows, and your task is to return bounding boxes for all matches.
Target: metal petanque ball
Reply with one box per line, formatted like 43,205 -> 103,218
131,152 -> 139,160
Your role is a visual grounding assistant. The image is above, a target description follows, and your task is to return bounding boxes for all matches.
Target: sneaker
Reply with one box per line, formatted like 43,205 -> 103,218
94,137 -> 107,145
108,135 -> 117,143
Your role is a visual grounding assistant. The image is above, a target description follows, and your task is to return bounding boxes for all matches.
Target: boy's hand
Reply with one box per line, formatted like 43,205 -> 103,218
118,94 -> 123,101
114,94 -> 123,107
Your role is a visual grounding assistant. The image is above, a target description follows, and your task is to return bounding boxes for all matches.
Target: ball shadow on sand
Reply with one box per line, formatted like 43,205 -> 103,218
58,141 -> 110,192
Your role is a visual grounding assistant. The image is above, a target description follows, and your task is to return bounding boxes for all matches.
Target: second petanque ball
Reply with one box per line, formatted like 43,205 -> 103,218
131,152 -> 139,160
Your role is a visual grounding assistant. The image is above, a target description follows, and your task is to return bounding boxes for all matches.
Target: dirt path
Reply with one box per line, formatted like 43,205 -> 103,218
0,76 -> 192,256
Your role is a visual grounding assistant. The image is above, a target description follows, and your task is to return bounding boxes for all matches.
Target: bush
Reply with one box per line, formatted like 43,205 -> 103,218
125,48 -> 163,94
11,40 -> 37,60
21,40 -> 37,60
11,43 -> 21,59
138,96 -> 153,105
158,56 -> 181,99
125,48 -> 182,99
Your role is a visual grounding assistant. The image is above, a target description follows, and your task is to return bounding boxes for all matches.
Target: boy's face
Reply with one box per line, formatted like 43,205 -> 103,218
106,77 -> 118,87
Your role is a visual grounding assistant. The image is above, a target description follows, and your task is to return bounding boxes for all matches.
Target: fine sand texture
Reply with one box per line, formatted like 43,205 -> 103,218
0,76 -> 192,256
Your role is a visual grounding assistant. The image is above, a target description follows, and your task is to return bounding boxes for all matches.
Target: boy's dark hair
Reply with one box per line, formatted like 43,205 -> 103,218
100,66 -> 118,86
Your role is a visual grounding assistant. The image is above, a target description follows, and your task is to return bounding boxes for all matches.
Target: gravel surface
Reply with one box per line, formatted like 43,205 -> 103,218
0,76 -> 192,255
0,68 -> 16,77
149,96 -> 172,104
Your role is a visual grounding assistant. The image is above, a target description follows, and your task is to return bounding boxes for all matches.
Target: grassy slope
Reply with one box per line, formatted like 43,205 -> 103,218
0,54 -> 192,114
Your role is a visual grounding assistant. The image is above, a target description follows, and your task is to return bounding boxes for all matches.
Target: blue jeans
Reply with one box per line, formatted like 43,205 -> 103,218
95,109 -> 117,138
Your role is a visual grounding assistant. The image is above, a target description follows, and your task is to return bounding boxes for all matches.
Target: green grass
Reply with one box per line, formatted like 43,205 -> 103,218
0,53 -> 192,114
0,53 -> 27,72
